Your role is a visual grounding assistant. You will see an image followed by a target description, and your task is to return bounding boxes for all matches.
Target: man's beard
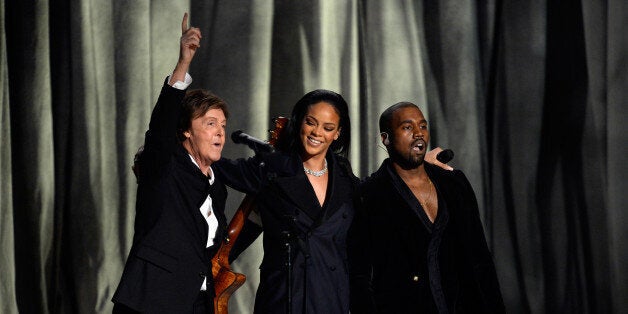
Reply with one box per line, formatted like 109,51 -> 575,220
389,147 -> 424,170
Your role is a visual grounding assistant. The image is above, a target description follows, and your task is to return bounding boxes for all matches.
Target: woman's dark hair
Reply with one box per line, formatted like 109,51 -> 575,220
275,89 -> 351,157
177,89 -> 229,142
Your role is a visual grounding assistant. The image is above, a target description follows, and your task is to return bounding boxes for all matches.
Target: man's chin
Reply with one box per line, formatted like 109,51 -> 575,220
397,156 -> 424,169
389,150 -> 424,168
209,154 -> 222,164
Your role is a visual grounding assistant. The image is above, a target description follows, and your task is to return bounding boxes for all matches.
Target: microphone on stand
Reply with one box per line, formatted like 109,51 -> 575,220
231,130 -> 274,153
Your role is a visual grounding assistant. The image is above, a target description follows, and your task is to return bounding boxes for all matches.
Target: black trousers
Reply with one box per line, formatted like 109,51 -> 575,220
112,290 -> 212,314
194,290 -> 213,314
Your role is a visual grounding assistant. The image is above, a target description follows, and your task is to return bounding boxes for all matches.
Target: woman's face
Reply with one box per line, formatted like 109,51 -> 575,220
300,101 -> 341,159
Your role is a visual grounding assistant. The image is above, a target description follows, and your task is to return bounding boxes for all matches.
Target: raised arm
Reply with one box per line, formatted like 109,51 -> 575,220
142,13 -> 202,178
169,12 -> 201,85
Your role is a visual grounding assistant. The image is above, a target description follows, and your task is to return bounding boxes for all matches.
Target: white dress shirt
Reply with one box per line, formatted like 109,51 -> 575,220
171,73 -> 219,291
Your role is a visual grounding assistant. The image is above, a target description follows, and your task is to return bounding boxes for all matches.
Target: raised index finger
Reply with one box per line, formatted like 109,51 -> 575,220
181,12 -> 189,34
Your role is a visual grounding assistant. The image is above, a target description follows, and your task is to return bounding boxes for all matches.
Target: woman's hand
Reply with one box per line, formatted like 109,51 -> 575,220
425,147 -> 454,171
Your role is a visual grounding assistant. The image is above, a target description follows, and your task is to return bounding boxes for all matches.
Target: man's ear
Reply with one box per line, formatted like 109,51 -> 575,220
381,132 -> 390,146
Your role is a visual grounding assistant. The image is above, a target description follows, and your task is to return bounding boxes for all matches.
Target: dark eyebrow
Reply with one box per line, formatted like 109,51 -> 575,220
397,119 -> 427,127
306,115 -> 337,128
304,116 -> 318,125
205,116 -> 227,124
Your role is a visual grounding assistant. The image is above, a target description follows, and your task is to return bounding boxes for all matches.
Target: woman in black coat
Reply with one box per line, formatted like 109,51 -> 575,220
216,90 -> 359,313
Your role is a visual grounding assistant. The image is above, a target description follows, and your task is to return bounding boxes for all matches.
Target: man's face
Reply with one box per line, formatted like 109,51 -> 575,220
184,108 -> 226,165
388,106 -> 430,168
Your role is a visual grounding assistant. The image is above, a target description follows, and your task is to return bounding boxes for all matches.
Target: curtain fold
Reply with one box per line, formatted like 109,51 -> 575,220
5,0 -> 56,313
606,0 -> 628,311
360,0 -> 431,174
1,0 -> 626,313
486,1 -> 547,311
0,0 -> 18,311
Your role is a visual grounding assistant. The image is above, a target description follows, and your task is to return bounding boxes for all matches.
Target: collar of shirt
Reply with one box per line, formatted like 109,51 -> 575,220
187,154 -> 219,292
188,154 -> 215,185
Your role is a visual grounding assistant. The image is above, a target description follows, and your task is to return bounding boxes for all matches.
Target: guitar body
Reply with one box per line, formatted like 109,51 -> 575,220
210,117 -> 288,314
211,195 -> 255,314
212,266 -> 246,314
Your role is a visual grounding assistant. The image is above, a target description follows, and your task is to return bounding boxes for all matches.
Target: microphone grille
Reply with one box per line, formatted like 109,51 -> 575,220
231,130 -> 244,143
436,149 -> 454,163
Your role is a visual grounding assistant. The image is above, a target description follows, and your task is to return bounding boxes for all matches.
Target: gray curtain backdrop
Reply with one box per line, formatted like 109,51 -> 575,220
2,0 -> 626,313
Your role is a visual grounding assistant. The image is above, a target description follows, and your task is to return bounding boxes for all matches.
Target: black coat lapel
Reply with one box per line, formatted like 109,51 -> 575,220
273,169 -> 321,222
174,146 -> 215,261
382,159 -> 435,232
208,172 -> 228,238
314,154 -> 353,227
269,152 -> 355,230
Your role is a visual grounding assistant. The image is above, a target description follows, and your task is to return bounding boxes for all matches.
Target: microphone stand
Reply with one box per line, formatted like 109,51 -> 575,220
282,230 -> 292,314
280,215 -> 310,314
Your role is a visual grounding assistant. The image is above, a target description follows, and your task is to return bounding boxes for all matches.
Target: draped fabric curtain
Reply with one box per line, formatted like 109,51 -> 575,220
2,0 -> 626,313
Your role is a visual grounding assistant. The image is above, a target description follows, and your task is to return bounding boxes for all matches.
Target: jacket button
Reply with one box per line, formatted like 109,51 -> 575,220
412,275 -> 419,282
329,266 -> 336,271
199,272 -> 206,278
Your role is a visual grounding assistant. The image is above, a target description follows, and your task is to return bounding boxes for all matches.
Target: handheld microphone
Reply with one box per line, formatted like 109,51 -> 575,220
231,130 -> 274,153
436,149 -> 454,163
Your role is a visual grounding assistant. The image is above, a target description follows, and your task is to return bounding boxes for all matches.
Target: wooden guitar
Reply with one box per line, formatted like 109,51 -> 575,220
211,117 -> 288,314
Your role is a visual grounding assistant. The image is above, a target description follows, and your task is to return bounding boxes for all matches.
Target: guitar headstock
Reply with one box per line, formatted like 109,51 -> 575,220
268,116 -> 288,147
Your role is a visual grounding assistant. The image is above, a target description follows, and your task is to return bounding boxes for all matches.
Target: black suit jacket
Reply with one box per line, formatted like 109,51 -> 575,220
112,81 -> 230,313
215,151 -> 359,313
348,160 -> 505,313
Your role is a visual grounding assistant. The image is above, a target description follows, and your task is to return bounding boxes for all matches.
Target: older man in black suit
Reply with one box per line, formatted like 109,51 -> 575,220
111,14 -> 256,313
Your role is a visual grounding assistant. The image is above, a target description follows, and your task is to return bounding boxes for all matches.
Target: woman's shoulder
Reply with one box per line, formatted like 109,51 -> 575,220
252,151 -> 302,177
332,154 -> 359,181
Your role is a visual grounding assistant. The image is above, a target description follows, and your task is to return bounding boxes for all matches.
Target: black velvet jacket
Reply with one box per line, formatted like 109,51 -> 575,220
348,159 -> 505,313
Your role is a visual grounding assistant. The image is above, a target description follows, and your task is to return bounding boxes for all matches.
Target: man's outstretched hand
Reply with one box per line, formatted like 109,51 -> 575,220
425,147 -> 454,171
